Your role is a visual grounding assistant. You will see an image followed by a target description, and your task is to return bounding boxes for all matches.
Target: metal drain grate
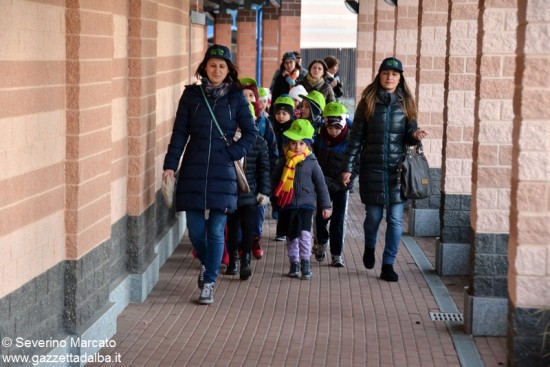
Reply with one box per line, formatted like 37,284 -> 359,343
430,312 -> 464,322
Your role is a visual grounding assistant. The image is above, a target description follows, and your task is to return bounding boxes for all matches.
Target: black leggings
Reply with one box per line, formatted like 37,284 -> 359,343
227,205 -> 256,253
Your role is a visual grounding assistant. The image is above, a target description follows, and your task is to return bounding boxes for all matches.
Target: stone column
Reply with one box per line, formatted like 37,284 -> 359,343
507,0 -> 550,364
436,1 -> 478,275
464,0 -> 517,336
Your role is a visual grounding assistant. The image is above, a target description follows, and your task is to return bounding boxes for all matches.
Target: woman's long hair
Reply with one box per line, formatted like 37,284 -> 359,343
194,58 -> 243,88
361,73 -> 417,121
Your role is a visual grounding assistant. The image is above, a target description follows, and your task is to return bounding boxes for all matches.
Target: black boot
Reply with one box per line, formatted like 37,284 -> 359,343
363,247 -> 375,269
380,264 -> 399,282
225,251 -> 239,275
240,252 -> 252,280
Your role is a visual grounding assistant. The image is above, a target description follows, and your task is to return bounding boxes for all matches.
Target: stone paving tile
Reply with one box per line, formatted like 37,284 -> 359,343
90,193 -> 501,366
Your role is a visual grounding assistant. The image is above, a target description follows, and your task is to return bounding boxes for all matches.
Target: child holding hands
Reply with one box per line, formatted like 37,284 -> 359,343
272,119 -> 332,280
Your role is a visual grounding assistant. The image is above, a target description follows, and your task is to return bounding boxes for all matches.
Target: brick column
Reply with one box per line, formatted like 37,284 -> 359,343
508,0 -> 550,364
401,0 -> 447,237
126,0 -> 158,276
278,0 -> 301,58
64,1 -> 115,332
354,0 -> 376,100
464,0 -> 517,336
435,2 -> 478,276
236,9 -> 257,79
214,12 -> 232,49
261,6 -> 280,88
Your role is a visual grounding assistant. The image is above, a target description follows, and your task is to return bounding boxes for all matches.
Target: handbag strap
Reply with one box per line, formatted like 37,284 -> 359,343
199,86 -> 231,147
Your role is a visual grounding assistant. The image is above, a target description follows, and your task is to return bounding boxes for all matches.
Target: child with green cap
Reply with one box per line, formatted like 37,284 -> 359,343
271,119 -> 332,280
299,90 -> 326,134
270,94 -> 297,239
312,101 -> 358,267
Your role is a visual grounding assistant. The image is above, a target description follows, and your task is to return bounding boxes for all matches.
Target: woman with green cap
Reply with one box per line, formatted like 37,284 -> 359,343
342,57 -> 428,282
162,44 -> 257,304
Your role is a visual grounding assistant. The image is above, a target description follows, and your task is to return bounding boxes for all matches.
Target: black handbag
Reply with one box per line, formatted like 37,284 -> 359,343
199,86 -> 251,193
398,141 -> 433,200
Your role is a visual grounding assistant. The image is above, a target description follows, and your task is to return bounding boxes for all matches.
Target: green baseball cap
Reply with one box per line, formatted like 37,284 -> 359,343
283,119 -> 314,141
239,77 -> 257,87
274,95 -> 295,109
323,101 -> 348,117
299,90 -> 326,112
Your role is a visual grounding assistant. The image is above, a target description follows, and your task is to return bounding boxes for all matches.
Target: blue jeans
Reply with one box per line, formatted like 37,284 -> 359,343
186,210 -> 227,284
363,202 -> 406,265
253,204 -> 265,237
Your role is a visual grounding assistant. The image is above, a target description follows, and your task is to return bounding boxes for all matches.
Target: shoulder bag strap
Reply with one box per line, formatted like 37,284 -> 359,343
199,86 -> 231,147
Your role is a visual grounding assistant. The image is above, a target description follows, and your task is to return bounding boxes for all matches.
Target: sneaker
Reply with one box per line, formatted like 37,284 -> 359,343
275,235 -> 286,241
198,282 -> 215,304
380,264 -> 399,282
331,255 -> 345,268
363,248 -> 375,269
315,243 -> 327,262
198,264 -> 205,289
300,259 -> 312,280
287,262 -> 300,278
252,235 -> 264,259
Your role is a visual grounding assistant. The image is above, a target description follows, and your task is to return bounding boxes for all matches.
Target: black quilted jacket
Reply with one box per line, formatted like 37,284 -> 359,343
343,88 -> 419,206
237,135 -> 271,207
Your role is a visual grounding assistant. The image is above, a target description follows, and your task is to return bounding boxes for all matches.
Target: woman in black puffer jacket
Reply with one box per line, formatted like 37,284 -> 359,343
342,57 -> 428,283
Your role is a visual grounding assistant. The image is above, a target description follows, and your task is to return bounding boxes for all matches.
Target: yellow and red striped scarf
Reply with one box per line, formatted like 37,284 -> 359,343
274,146 -> 310,207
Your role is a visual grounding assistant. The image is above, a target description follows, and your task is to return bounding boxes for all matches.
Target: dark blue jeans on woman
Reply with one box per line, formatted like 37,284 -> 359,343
363,202 -> 406,265
186,209 -> 227,284
315,190 -> 349,256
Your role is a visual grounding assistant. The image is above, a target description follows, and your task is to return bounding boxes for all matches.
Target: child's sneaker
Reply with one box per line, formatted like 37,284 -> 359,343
300,259 -> 312,280
331,255 -> 345,268
287,262 -> 300,278
315,243 -> 327,262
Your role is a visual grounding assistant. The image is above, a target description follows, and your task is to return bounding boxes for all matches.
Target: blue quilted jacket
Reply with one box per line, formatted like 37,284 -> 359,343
163,84 -> 258,213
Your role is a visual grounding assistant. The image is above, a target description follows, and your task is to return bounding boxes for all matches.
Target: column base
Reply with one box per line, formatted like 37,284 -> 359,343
407,207 -> 440,236
464,287 -> 508,336
435,239 -> 470,275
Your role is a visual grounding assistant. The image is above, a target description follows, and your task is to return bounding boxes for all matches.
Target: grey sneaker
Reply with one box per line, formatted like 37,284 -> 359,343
198,264 -> 205,289
300,259 -> 312,280
331,255 -> 345,268
315,243 -> 327,262
198,282 -> 215,304
287,262 -> 300,278
275,235 -> 286,241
